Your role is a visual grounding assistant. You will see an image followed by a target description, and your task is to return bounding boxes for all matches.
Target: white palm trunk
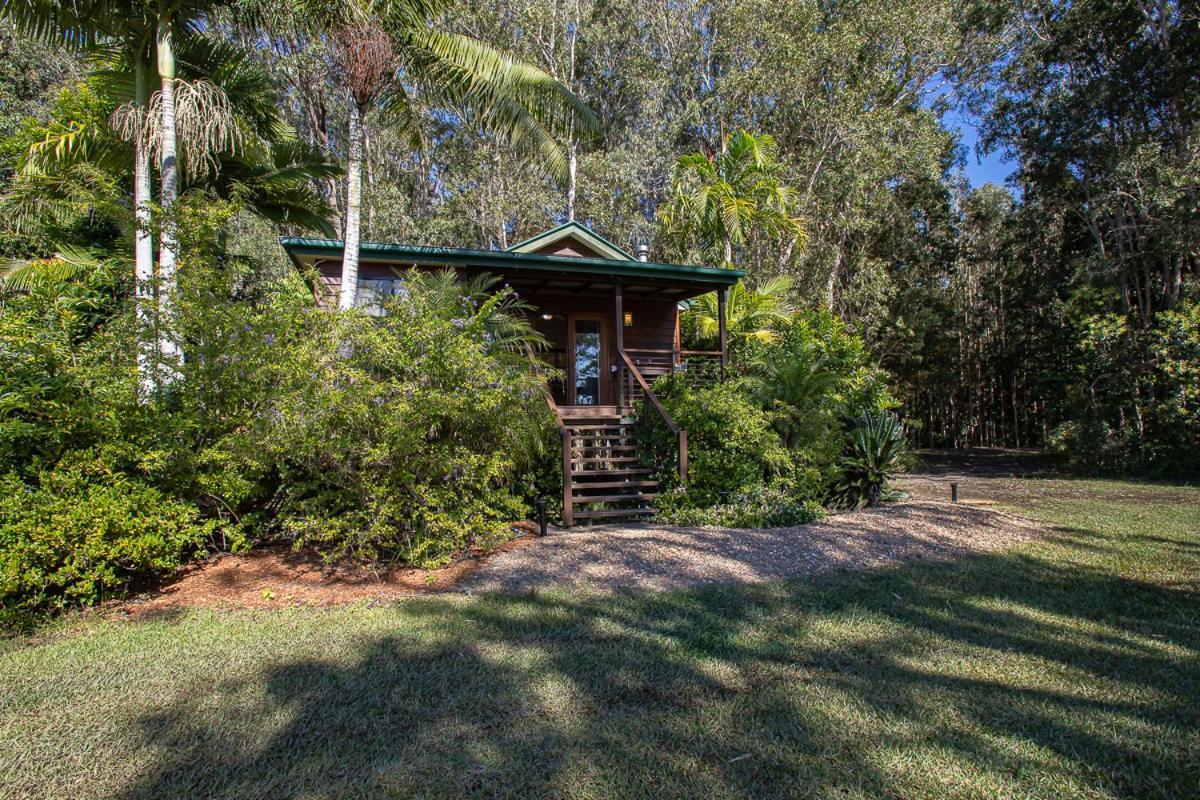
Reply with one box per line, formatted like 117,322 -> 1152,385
133,55 -> 156,396
339,100 -> 364,310
156,14 -> 182,375
566,138 -> 577,221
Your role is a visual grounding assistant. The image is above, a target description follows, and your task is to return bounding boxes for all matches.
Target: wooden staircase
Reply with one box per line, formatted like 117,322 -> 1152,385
525,342 -> 689,529
560,406 -> 657,525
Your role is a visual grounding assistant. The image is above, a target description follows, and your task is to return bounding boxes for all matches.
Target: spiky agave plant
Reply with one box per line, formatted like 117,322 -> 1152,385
830,411 -> 908,508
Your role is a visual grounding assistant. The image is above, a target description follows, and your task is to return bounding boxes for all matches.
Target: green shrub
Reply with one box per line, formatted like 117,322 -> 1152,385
741,309 -> 898,491
1,210 -> 557,608
0,466 -> 212,613
828,411 -> 909,508
640,377 -> 793,507
249,270 -> 554,567
657,485 -> 824,528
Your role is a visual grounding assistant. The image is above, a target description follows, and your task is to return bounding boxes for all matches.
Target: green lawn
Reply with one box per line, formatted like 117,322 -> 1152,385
2,479 -> 1198,799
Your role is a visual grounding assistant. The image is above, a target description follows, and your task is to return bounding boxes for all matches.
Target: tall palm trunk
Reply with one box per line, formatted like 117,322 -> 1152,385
566,137 -> 577,221
156,11 -> 182,373
339,99 -> 365,310
133,54 -> 156,395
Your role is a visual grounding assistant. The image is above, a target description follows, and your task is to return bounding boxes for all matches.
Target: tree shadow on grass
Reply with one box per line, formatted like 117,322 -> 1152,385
117,525 -> 1200,800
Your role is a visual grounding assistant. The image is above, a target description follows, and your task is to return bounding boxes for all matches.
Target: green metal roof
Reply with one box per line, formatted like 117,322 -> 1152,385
280,237 -> 744,287
504,220 -> 637,260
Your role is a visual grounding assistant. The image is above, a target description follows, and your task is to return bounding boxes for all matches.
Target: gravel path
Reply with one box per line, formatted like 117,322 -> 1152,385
458,501 -> 1046,595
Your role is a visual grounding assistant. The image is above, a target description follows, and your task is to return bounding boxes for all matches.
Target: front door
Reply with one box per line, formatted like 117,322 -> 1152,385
569,315 -> 608,405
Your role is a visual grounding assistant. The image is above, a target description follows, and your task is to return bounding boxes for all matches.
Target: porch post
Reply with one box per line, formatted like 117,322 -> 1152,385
614,283 -> 624,407
717,287 -> 728,381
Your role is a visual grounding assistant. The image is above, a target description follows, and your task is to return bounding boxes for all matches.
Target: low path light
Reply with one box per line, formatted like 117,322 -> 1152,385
535,499 -> 548,536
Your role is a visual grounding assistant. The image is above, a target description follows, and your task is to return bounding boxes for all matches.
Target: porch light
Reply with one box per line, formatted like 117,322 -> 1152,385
541,312 -> 554,320
623,311 -> 633,327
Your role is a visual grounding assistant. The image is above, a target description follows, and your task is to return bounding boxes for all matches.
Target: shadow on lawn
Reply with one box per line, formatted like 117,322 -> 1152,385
118,528 -> 1200,800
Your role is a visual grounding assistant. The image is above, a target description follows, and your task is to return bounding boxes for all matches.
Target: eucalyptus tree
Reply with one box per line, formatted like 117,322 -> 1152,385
659,130 -> 805,270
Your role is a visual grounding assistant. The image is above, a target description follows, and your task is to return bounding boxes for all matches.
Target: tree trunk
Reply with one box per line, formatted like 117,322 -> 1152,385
339,99 -> 365,310
564,2 -> 579,221
825,230 -> 847,309
156,12 -> 182,377
566,138 -> 577,221
133,54 -> 156,397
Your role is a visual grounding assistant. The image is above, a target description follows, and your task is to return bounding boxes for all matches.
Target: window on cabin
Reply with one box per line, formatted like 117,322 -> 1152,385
356,276 -> 406,316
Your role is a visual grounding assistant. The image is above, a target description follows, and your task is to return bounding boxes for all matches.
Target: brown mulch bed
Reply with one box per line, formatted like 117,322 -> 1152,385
111,526 -> 540,619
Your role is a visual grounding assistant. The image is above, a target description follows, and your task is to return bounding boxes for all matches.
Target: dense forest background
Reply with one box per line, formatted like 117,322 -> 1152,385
2,0 -> 1197,475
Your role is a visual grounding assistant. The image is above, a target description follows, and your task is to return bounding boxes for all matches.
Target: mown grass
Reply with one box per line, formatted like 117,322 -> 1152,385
2,478 -> 1198,799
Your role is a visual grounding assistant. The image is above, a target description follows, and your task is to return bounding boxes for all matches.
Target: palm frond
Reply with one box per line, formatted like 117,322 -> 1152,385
1,245 -> 102,291
175,33 -> 284,139
212,138 -> 343,236
402,27 -> 598,182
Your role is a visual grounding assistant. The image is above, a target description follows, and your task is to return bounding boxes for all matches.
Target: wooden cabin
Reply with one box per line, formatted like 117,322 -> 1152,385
281,222 -> 743,526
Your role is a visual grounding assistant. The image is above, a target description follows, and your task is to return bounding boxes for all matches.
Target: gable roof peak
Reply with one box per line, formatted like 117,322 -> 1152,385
505,220 -> 636,261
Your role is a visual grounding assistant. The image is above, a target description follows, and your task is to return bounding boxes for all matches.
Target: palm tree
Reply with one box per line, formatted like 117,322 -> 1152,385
1,26 -> 339,305
681,275 -> 795,349
745,338 -> 842,451
0,0 -> 234,388
659,130 -> 806,269
274,0 -> 598,310
1,1 -> 160,382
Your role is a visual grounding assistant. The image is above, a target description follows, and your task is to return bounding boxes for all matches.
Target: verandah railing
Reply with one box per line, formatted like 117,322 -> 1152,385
678,350 -> 724,385
619,348 -> 724,404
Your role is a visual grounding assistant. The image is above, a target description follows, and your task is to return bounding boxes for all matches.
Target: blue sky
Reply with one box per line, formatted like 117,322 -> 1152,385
942,107 -> 1016,188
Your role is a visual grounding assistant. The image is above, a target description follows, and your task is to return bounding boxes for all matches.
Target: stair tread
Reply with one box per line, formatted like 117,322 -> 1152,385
573,444 -> 638,452
574,508 -> 655,519
572,468 -> 654,477
571,480 -> 659,490
567,424 -> 634,431
573,456 -> 643,464
570,430 -> 635,437
572,494 -> 658,505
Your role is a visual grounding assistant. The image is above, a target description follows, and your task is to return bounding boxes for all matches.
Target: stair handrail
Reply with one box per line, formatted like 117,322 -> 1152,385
618,348 -> 688,484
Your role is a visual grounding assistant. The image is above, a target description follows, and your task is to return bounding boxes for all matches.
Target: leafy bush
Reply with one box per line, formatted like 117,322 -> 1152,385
1,200 -> 559,615
0,466 -> 212,613
828,411 -> 909,508
657,485 -> 824,528
640,377 -> 793,507
742,309 -> 898,489
0,266 -> 125,478
248,270 -> 554,567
